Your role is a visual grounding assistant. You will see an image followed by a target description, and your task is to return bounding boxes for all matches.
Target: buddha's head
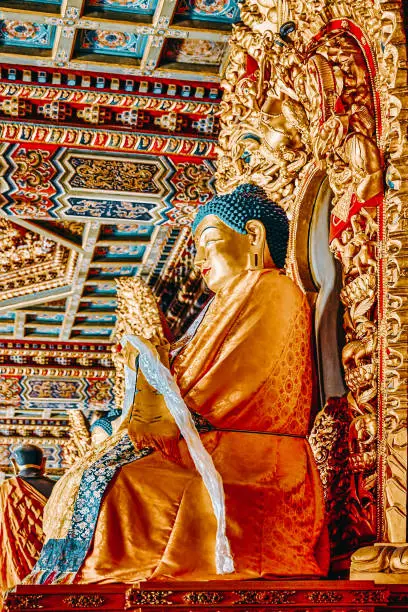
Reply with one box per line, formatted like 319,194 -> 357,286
192,183 -> 289,293
12,444 -> 45,475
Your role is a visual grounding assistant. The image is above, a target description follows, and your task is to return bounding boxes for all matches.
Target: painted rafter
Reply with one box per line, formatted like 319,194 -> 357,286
0,122 -> 217,157
0,81 -> 220,114
60,221 -> 100,341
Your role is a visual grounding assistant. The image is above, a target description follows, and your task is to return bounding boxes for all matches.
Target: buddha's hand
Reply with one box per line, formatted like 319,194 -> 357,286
154,336 -> 171,369
115,337 -> 170,371
113,342 -> 139,371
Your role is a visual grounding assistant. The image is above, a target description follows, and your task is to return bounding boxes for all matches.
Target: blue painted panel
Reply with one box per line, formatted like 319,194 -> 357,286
75,314 -> 117,324
0,313 -> 14,321
88,266 -> 139,278
65,198 -> 157,221
77,30 -> 148,58
84,284 -> 117,296
175,0 -> 240,23
73,329 -> 111,337
100,224 -> 155,239
26,314 -> 65,324
25,328 -> 60,337
79,300 -> 117,311
0,21 -> 56,49
86,0 -> 158,16
0,325 -> 14,334
94,244 -> 146,260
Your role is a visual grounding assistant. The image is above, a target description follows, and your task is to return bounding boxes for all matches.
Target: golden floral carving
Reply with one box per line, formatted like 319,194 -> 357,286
62,594 -> 106,608
5,594 -> 44,609
235,589 -> 297,605
307,591 -> 343,603
125,589 -> 173,607
183,592 -> 224,604
71,158 -> 158,193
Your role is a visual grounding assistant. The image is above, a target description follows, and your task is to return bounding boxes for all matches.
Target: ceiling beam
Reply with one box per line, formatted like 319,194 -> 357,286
59,221 -> 100,341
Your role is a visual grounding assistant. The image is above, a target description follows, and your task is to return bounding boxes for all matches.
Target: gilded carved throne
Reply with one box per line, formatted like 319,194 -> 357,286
216,0 -> 407,581
61,0 -> 408,583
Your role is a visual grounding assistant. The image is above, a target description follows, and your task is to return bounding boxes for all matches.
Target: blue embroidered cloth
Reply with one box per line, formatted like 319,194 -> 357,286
31,433 -> 152,583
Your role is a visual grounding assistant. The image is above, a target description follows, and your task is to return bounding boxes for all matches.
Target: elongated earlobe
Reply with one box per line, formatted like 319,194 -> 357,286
248,247 -> 264,270
246,220 -> 266,270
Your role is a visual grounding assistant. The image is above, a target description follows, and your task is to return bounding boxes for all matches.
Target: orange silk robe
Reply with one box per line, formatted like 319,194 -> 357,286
78,269 -> 329,583
0,477 -> 46,595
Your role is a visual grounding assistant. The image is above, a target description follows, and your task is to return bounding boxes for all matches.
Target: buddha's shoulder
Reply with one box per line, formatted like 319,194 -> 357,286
254,270 -> 306,308
244,271 -> 308,332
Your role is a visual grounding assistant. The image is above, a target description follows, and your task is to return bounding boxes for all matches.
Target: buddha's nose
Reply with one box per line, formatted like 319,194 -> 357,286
194,245 -> 205,270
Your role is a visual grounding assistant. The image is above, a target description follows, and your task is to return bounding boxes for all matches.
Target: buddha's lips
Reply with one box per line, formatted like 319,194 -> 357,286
202,267 -> 211,277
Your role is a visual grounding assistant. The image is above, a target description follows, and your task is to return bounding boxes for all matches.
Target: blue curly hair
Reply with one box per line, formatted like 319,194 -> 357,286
192,183 -> 289,269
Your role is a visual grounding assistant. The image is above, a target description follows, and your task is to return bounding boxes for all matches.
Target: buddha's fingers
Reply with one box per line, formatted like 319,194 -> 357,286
121,342 -> 140,371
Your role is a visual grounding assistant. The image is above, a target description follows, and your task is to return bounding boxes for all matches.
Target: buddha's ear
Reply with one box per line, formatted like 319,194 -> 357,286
245,219 -> 266,248
245,220 -> 267,270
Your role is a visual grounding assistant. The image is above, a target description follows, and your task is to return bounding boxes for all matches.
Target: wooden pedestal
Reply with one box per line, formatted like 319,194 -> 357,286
6,579 -> 408,611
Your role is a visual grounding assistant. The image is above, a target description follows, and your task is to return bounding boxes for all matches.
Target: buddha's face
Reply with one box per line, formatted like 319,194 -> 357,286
194,214 -> 267,293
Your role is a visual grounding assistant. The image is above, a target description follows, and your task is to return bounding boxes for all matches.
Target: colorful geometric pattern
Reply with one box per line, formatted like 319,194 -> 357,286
94,245 -> 146,260
0,377 -> 22,404
86,0 -> 159,15
163,38 -> 226,65
2,375 -> 114,411
0,21 -> 56,49
0,144 -> 216,225
23,379 -> 85,402
167,159 -> 215,225
100,224 -> 155,239
77,30 -> 148,58
175,0 -> 240,24
1,144 -> 63,217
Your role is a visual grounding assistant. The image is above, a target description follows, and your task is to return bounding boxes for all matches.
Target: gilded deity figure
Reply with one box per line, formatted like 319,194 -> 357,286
25,184 -> 328,585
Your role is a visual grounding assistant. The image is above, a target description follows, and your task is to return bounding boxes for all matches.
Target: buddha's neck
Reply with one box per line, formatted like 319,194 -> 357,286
216,268 -> 276,298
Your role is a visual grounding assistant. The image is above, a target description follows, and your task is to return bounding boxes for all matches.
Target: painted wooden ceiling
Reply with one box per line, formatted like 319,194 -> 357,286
0,0 -> 239,80
0,0 -> 237,474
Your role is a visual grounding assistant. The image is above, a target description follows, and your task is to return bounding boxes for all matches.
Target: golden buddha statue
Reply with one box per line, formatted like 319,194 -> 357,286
25,183 -> 328,586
